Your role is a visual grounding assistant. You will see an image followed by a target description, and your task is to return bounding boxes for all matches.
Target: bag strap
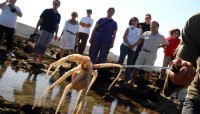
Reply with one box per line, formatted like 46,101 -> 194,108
96,18 -> 113,30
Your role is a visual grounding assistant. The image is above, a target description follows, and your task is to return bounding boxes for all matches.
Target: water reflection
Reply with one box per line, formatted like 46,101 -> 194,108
0,66 -> 29,101
109,99 -> 118,114
92,104 -> 104,114
14,72 -> 37,104
0,65 -> 149,114
68,90 -> 78,114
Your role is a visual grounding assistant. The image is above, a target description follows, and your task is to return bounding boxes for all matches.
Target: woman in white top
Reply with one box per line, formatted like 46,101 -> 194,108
116,17 -> 142,84
58,12 -> 79,58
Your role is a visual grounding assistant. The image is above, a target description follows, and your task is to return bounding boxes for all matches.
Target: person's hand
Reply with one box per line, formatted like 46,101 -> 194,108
75,38 -> 79,46
172,49 -> 177,57
163,50 -> 165,53
167,58 -> 196,86
89,38 -> 93,44
110,44 -> 114,48
54,35 -> 58,41
34,29 -> 38,34
129,44 -> 135,50
57,37 -> 61,42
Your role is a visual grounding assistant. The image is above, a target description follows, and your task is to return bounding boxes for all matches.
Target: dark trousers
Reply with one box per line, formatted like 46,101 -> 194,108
76,32 -> 89,54
0,24 -> 15,52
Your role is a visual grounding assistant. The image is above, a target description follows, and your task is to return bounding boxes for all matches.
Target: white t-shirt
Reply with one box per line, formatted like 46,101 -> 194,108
142,31 -> 169,53
0,4 -> 22,28
63,20 -> 79,37
122,26 -> 142,51
79,16 -> 93,34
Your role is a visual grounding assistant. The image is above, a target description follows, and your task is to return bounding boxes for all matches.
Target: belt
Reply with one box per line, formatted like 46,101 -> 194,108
143,49 -> 152,53
66,30 -> 76,35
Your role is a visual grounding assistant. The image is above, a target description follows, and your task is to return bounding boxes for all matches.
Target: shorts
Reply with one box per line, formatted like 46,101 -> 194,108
135,50 -> 157,71
60,31 -> 76,50
34,30 -> 54,55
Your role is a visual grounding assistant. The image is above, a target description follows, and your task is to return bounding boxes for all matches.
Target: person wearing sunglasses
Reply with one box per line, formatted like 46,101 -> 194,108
160,28 -> 181,79
33,0 -> 61,66
0,0 -> 22,59
115,17 -> 142,85
132,14 -> 152,81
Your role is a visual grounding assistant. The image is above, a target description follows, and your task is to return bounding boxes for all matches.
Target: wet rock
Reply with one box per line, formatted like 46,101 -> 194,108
11,60 -> 19,65
97,68 -> 114,81
55,51 -> 70,60
103,93 -> 114,102
23,44 -> 34,53
0,35 -> 182,114
155,78 -> 165,88
0,96 -> 59,114
49,49 -> 56,56
14,50 -> 28,60
146,87 -> 160,103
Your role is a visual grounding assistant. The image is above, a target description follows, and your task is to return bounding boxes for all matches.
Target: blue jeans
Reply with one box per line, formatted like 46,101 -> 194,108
182,99 -> 200,114
117,44 -> 135,82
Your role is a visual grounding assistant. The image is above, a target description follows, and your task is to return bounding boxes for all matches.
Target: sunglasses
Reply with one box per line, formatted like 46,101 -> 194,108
173,32 -> 179,34
132,19 -> 138,21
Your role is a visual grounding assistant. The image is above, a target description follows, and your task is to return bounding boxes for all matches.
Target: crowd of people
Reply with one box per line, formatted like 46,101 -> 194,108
0,0 -> 200,113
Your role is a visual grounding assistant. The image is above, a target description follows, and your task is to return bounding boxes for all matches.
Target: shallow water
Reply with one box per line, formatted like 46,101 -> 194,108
0,65 -> 152,114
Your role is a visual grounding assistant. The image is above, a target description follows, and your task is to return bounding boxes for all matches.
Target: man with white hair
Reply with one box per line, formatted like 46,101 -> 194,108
132,21 -> 169,85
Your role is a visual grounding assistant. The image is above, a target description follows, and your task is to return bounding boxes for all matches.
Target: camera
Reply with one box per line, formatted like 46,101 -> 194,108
10,8 -> 16,13
9,4 -> 16,13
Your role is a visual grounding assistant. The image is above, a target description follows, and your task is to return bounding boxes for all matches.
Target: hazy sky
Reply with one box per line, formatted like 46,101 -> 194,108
2,0 -> 200,66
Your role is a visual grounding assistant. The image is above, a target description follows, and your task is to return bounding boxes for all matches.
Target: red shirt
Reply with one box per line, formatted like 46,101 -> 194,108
164,36 -> 180,56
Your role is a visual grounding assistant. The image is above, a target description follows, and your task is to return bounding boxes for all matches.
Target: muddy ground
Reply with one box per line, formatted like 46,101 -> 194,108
0,35 -> 182,114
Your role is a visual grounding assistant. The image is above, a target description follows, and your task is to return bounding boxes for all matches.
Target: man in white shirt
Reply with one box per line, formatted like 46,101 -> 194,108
0,0 -> 22,58
76,9 -> 93,54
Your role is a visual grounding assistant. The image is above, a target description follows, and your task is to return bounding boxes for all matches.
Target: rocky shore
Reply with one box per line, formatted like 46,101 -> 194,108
0,35 -> 182,114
